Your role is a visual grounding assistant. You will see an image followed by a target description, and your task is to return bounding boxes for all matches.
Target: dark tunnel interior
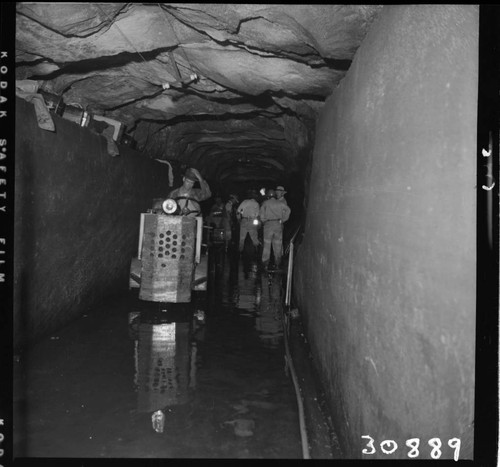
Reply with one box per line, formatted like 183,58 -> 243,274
5,3 -> 499,463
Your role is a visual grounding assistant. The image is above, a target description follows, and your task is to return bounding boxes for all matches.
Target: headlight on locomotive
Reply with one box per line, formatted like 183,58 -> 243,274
162,198 -> 178,214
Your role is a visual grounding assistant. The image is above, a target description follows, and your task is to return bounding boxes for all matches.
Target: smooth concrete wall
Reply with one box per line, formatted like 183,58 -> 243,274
294,5 -> 477,459
14,98 -> 171,349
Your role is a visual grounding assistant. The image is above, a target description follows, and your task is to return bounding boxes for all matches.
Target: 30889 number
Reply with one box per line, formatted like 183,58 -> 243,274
361,435 -> 461,461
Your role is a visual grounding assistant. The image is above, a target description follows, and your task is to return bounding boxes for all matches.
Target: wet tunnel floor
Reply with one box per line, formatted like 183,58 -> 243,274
13,247 -> 337,460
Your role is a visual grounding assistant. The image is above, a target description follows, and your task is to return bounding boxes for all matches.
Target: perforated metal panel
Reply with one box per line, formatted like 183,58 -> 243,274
139,214 -> 197,302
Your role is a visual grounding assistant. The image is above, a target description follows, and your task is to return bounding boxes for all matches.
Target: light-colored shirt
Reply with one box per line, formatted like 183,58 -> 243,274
168,179 -> 211,216
260,198 -> 291,223
168,179 -> 211,202
237,199 -> 260,219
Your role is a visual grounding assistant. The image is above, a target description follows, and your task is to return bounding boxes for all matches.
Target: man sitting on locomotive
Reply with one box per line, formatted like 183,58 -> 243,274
168,167 -> 212,217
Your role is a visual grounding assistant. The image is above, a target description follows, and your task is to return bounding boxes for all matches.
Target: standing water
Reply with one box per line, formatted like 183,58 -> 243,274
13,246 -> 303,459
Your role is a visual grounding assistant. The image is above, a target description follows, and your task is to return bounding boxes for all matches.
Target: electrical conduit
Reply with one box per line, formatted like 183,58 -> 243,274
282,237 -> 310,459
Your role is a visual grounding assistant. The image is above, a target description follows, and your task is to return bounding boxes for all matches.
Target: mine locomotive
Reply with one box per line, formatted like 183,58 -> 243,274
129,197 -> 208,303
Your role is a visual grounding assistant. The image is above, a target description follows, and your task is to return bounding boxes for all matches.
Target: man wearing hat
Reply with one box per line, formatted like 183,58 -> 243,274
275,185 -> 288,205
168,167 -> 211,217
259,187 -> 291,270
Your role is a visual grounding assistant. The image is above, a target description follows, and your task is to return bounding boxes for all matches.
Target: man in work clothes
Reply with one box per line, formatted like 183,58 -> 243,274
168,167 -> 211,217
207,196 -> 225,229
236,190 -> 261,254
259,188 -> 291,270
224,194 -> 239,250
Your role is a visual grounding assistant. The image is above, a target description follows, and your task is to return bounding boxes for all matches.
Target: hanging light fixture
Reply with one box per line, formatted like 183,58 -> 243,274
157,4 -> 200,91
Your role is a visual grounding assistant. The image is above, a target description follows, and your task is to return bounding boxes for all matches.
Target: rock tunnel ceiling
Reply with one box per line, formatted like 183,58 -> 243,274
16,3 -> 383,187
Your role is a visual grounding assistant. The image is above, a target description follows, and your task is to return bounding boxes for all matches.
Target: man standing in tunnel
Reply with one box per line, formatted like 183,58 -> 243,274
236,190 -> 261,256
275,185 -> 288,205
207,196 -> 225,229
224,194 -> 239,250
168,167 -> 211,217
259,188 -> 291,270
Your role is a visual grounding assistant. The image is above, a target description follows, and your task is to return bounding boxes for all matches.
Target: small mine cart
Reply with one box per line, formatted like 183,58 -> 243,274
129,198 -> 208,302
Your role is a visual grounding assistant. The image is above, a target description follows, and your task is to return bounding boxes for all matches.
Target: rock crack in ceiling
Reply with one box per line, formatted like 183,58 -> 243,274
15,3 -> 383,187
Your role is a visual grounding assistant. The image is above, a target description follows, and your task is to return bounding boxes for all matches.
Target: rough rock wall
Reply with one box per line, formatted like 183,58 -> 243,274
294,5 -> 477,459
14,98 -> 171,349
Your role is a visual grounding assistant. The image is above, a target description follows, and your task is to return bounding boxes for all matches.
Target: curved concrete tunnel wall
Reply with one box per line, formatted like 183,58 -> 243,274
14,97 -> 172,349
294,5 -> 477,459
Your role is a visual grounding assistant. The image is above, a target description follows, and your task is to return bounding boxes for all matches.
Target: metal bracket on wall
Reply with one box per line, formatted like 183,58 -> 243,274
168,50 -> 183,82
161,51 -> 198,90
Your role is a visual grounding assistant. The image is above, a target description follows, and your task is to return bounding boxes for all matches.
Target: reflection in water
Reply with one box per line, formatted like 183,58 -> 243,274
129,308 -> 204,432
128,248 -> 288,435
13,244 -> 304,458
137,320 -> 190,410
129,250 -> 284,432
231,262 -> 261,312
255,273 -> 284,348
212,250 -> 285,349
